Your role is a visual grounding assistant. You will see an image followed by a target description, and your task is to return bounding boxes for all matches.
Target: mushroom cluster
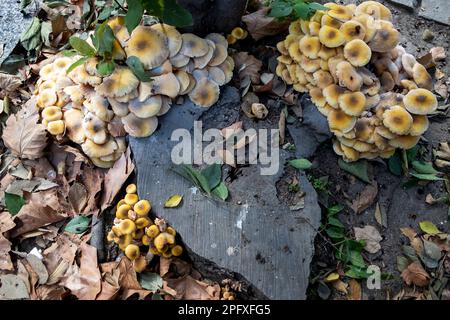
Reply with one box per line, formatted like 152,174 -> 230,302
34,18 -> 233,167
107,184 -> 184,272
276,1 -> 438,161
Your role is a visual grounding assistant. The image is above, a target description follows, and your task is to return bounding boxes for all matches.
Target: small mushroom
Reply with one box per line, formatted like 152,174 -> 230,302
64,108 -> 85,144
340,20 -> 366,42
180,33 -> 209,57
47,120 -> 65,135
321,14 -> 342,29
82,112 -> 107,144
319,25 -> 346,48
194,39 -> 215,69
42,106 -> 63,122
409,115 -> 429,136
125,26 -> 169,69
382,105 -> 413,135
148,73 -> 180,98
231,27 -> 247,40
37,89 -> 58,108
412,63 -> 433,90
83,95 -> 114,122
188,78 -> 220,108
388,134 -> 420,149
81,138 -> 118,159
121,113 -> 158,138
299,55 -> 321,73
170,51 -> 190,68
318,45 -> 337,60
107,16 -> 130,45
403,88 -> 437,115
96,66 -> 139,98
344,39 -> 372,67
325,3 -> 353,22
368,24 -> 399,53
125,244 -> 140,260
310,87 -> 327,107
401,53 -> 416,77
336,61 -> 363,91
128,95 -> 162,118
328,109 -> 357,133
150,23 -> 182,58
338,91 -> 367,116
355,1 -> 392,21
134,199 -> 151,217
299,35 -> 321,59
323,84 -> 345,108
108,97 -> 129,117
205,33 -> 228,49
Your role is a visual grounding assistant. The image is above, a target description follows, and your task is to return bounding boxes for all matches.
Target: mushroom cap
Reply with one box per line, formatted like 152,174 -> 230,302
323,84 -> 345,108
63,108 -> 85,144
309,21 -> 321,36
42,106 -> 63,121
325,3 -> 353,22
299,35 -> 321,59
205,33 -> 228,49
288,20 -> 304,36
317,103 -> 335,116
321,14 -> 342,29
340,144 -> 360,162
194,39 -> 215,69
208,43 -> 228,66
328,109 -> 357,133
340,20 -> 366,42
208,66 -> 227,86
38,80 -> 57,93
313,70 -> 334,89
412,63 -> 433,90
344,39 -> 372,67
68,64 -> 102,86
400,79 -> 418,91
128,95 -> 162,118
47,120 -> 65,136
299,55 -> 321,73
149,59 -> 173,77
180,33 -> 209,57
63,85 -> 84,104
82,138 -> 118,158
328,54 -> 345,82
83,95 -> 114,122
310,87 -> 327,107
318,45 -> 337,60
380,71 -> 395,93
231,27 -> 246,40
121,113 -> 158,138
125,244 -> 140,260
368,25 -> 399,53
375,125 -> 397,140
82,112 -> 108,144
379,148 -> 395,159
338,91 -> 367,116
284,34 -> 300,48
125,26 -> 169,69
403,88 -> 437,115
409,115 -> 429,136
91,157 -> 115,168
227,34 -> 237,45
279,55 -> 293,66
389,134 -> 420,149
108,97 -> 129,117
401,53 -> 416,77
53,57 -> 73,74
169,51 -> 190,68
188,78 -> 220,108
107,16 -> 130,45
300,19 -> 310,34
336,61 -> 363,91
96,66 -> 139,98
382,105 -> 413,135
277,41 -> 289,56
287,41 -> 302,63
355,1 -> 392,21
319,25 -> 346,48
39,63 -> 57,81
149,73 -> 180,98
354,118 -> 374,141
37,89 -> 58,108
150,23 -> 182,58
174,70 -> 191,94
333,140 -> 345,156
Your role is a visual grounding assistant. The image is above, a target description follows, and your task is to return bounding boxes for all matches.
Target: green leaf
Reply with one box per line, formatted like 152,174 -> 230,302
69,36 -> 96,56
126,56 -> 152,82
308,2 -> 328,11
96,60 -> 115,76
327,204 -> 343,216
212,182 -> 229,201
139,272 -> 163,291
325,226 -> 345,240
409,173 -> 444,181
293,2 -> 311,20
92,22 -> 115,57
419,221 -> 441,235
345,266 -> 369,279
349,250 -> 366,268
328,217 -> 344,228
269,2 -> 293,18
152,293 -> 163,300
98,6 -> 114,21
64,216 -> 91,234
5,193 -> 25,215
20,17 -> 41,42
62,49 -> 78,57
66,57 -> 89,74
21,0 -> 33,9
388,152 -> 402,176
159,0 -> 193,27
396,255 -> 410,272
406,145 -> 419,163
201,163 -> 222,190
338,159 -> 371,183
125,0 -> 144,33
289,158 -> 312,170
40,21 -> 52,47
411,161 -> 439,175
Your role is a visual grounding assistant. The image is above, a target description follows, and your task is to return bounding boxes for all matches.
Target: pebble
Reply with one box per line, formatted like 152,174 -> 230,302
422,29 -> 435,41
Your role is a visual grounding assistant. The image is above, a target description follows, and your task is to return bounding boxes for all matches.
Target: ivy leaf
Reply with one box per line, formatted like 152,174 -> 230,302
308,2 -> 328,11
125,0 -> 144,33
288,158 -> 312,170
338,159 -> 371,183
69,36 -> 96,57
96,60 -> 115,76
327,204 -> 344,216
126,56 -> 152,82
326,227 -> 345,240
293,2 -> 311,20
139,272 -> 163,291
328,217 -> 344,228
5,193 -> 25,215
67,56 -> 89,74
345,266 -> 369,279
212,182 -> 229,201
269,1 -> 293,18
40,21 -> 52,47
64,216 -> 91,234
201,163 -> 222,191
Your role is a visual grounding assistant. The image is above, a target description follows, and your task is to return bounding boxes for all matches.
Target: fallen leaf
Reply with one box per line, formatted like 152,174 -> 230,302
401,261 -> 430,287
35,285 -> 66,300
2,98 -> 48,160
0,274 -> 29,300
139,272 -> 163,291
43,234 -> 79,284
164,194 -> 183,208
332,280 -> 348,294
26,253 -> 49,285
374,202 -> 387,228
242,7 -> 290,41
61,242 -> 101,300
419,220 -> 441,235
430,46 -> 446,62
347,279 -> 361,300
100,147 -> 135,211
400,227 -> 417,242
350,183 -> 378,214
96,262 -> 121,300
354,225 -> 382,253
233,52 -> 263,84
0,211 -> 16,233
279,109 -> 286,145
68,182 -> 88,213
0,235 -> 13,270
0,72 -> 22,92
324,272 -> 339,282
165,275 -> 220,300
80,165 -> 104,215
220,121 -> 243,139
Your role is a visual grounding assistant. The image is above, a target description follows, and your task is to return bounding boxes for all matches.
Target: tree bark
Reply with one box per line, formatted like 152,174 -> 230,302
178,0 -> 248,35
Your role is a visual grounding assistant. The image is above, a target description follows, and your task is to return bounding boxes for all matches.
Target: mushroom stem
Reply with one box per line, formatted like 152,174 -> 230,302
401,149 -> 409,176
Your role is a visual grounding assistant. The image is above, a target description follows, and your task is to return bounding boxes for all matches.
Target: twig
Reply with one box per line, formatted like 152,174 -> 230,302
114,0 -> 126,12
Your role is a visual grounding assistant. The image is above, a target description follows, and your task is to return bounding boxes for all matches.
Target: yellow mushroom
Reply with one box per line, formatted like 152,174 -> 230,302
125,244 -> 140,260
319,25 -> 346,48
344,39 -> 371,67
328,109 -> 356,133
338,92 -> 367,116
382,105 -> 413,135
403,88 -> 437,115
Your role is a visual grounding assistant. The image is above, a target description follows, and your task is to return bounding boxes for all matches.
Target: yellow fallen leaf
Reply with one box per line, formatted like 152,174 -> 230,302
164,195 -> 183,208
419,221 -> 441,235
347,279 -> 361,300
324,272 -> 340,283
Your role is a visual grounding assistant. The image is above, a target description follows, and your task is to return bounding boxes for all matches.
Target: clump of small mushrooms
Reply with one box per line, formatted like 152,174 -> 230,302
276,1 -> 438,162
107,184 -> 184,272
34,17 -> 234,167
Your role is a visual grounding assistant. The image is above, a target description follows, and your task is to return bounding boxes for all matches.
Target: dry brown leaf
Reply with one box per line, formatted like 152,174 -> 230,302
401,261 -> 430,287
354,225 -> 382,254
279,109 -> 286,145
100,147 -> 135,211
118,256 -> 141,290
332,280 -> 348,294
400,227 -> 417,242
10,189 -> 66,238
233,52 -> 263,84
430,46 -> 446,62
2,98 -> 48,160
61,242 -> 101,300
0,211 -> 15,233
242,7 -> 290,41
160,257 -> 172,278
220,121 -> 243,139
374,202 -> 386,228
347,279 -> 362,300
0,72 -> 22,92
0,234 -> 13,270
165,275 -> 220,300
43,234 -> 79,284
68,182 -> 88,214
350,183 -> 378,214
80,165 -> 104,216
96,262 -> 121,300
35,285 -> 66,300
